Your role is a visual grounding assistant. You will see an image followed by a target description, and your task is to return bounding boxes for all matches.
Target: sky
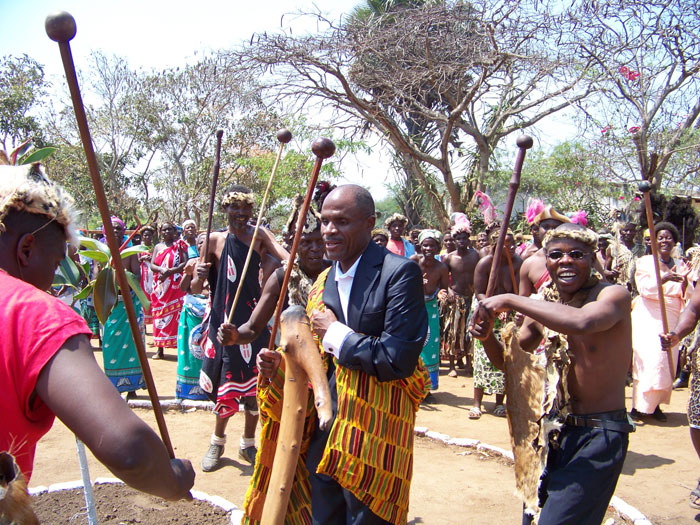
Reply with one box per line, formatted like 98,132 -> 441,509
0,0 -> 394,198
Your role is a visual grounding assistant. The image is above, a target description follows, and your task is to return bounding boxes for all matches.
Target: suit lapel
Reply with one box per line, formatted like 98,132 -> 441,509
347,242 -> 385,329
322,263 -> 345,324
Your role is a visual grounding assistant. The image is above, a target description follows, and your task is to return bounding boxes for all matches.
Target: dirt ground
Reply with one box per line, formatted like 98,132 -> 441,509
30,332 -> 700,524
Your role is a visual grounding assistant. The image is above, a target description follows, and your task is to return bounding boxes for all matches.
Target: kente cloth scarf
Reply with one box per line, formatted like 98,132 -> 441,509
309,269 -> 430,524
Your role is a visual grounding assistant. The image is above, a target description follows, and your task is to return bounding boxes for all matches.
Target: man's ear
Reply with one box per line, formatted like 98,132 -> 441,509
16,233 -> 37,268
366,214 -> 376,231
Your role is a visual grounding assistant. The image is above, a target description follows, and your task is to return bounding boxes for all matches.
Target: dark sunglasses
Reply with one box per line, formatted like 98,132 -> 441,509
546,249 -> 589,261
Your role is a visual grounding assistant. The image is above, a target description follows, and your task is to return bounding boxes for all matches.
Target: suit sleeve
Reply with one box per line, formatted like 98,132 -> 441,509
338,259 -> 428,381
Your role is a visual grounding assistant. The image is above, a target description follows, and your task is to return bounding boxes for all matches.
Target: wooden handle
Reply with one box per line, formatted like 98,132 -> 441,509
261,306 -> 332,524
639,181 -> 674,381
485,136 -> 532,298
46,10 -> 174,457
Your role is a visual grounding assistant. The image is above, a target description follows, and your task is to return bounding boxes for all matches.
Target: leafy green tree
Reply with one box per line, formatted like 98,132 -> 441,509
0,54 -> 47,152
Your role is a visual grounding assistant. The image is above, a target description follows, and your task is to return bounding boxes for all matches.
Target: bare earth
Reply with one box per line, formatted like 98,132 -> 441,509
30,333 -> 700,524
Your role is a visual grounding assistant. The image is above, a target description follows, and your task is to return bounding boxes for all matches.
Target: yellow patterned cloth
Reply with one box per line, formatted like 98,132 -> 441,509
242,363 -> 316,524
308,269 -> 430,524
241,268 -> 331,524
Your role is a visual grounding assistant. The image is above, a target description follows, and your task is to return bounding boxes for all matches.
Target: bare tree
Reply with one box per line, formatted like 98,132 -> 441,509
569,0 -> 700,190
231,0 -> 597,224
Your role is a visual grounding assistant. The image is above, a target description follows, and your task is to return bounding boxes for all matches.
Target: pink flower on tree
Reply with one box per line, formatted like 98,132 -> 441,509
569,210 -> 588,226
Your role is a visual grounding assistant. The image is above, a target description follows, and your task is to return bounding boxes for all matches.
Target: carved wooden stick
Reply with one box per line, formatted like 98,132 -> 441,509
226,129 -> 292,323
201,130 -> 223,263
46,11 -> 174,457
260,306 -> 333,525
639,181 -> 675,382
485,136 -> 533,298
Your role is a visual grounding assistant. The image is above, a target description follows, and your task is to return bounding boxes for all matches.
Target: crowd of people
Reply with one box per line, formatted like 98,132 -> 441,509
5,156 -> 700,524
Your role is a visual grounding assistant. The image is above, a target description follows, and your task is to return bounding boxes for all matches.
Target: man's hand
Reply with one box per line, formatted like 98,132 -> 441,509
660,331 -> 680,351
477,295 -> 512,318
183,259 -> 197,277
217,323 -> 239,346
438,289 -> 448,303
310,309 -> 337,341
256,348 -> 282,379
603,269 -> 620,281
166,458 -> 195,501
195,262 -> 211,280
469,307 -> 495,341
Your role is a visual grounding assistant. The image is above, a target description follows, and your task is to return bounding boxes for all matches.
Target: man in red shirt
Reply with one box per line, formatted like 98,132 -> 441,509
0,161 -> 194,499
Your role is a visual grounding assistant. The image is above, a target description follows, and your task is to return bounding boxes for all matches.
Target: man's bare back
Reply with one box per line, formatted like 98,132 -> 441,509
475,252 -> 523,299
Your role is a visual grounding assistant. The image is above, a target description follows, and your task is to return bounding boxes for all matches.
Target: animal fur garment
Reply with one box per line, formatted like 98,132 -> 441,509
0,452 -> 37,525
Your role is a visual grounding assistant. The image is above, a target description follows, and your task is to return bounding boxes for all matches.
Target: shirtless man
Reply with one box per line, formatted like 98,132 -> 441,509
476,231 -> 490,257
519,223 -> 541,261
191,185 -> 288,471
470,230 -> 522,419
519,206 -> 570,297
441,227 -> 480,376
411,230 -> 449,392
442,231 -> 456,256
471,223 -> 633,524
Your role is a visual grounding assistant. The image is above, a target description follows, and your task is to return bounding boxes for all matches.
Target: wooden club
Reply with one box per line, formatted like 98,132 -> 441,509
639,180 -> 675,382
485,135 -> 533,298
46,11 -> 174,457
225,129 -> 293,323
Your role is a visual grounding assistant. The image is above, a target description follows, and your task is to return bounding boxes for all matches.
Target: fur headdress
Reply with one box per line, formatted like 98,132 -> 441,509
283,195 -> 321,238
0,162 -> 79,247
384,213 -> 408,229
221,191 -> 255,208
543,226 -> 598,251
450,212 -> 471,235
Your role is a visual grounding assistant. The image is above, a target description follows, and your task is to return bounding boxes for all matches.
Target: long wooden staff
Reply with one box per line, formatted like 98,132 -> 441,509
225,129 -> 292,323
260,138 -> 335,525
267,138 -> 335,348
46,12 -> 174,457
201,130 -> 223,263
485,136 -> 533,297
639,181 -> 675,382
504,248 -> 518,294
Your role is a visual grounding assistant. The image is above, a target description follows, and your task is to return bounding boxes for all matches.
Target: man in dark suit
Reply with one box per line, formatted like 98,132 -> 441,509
309,184 -> 429,524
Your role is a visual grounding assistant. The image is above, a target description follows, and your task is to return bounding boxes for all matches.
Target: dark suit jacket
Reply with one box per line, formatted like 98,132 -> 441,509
322,240 -> 428,381
307,240 -> 428,484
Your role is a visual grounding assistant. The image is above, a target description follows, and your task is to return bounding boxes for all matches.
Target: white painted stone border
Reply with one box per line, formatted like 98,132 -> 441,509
414,425 -> 652,524
126,398 -> 215,411
110,405 -> 651,523
29,477 -> 243,524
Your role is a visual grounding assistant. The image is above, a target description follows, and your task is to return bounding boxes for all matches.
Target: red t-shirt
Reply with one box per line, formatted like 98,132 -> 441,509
0,271 -> 92,480
386,238 -> 405,257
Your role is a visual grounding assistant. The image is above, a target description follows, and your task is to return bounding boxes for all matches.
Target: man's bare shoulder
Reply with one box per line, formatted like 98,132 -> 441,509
589,281 -> 631,307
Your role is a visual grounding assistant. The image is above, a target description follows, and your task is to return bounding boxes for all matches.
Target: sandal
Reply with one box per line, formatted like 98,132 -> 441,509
690,480 -> 700,510
469,407 -> 482,420
447,369 -> 458,378
493,405 -> 507,418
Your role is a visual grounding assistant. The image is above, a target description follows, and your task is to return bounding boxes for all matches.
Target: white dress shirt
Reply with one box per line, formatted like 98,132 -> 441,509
321,255 -> 362,358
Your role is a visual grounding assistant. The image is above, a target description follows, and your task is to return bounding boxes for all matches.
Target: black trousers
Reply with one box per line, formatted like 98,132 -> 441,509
522,424 -> 629,525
